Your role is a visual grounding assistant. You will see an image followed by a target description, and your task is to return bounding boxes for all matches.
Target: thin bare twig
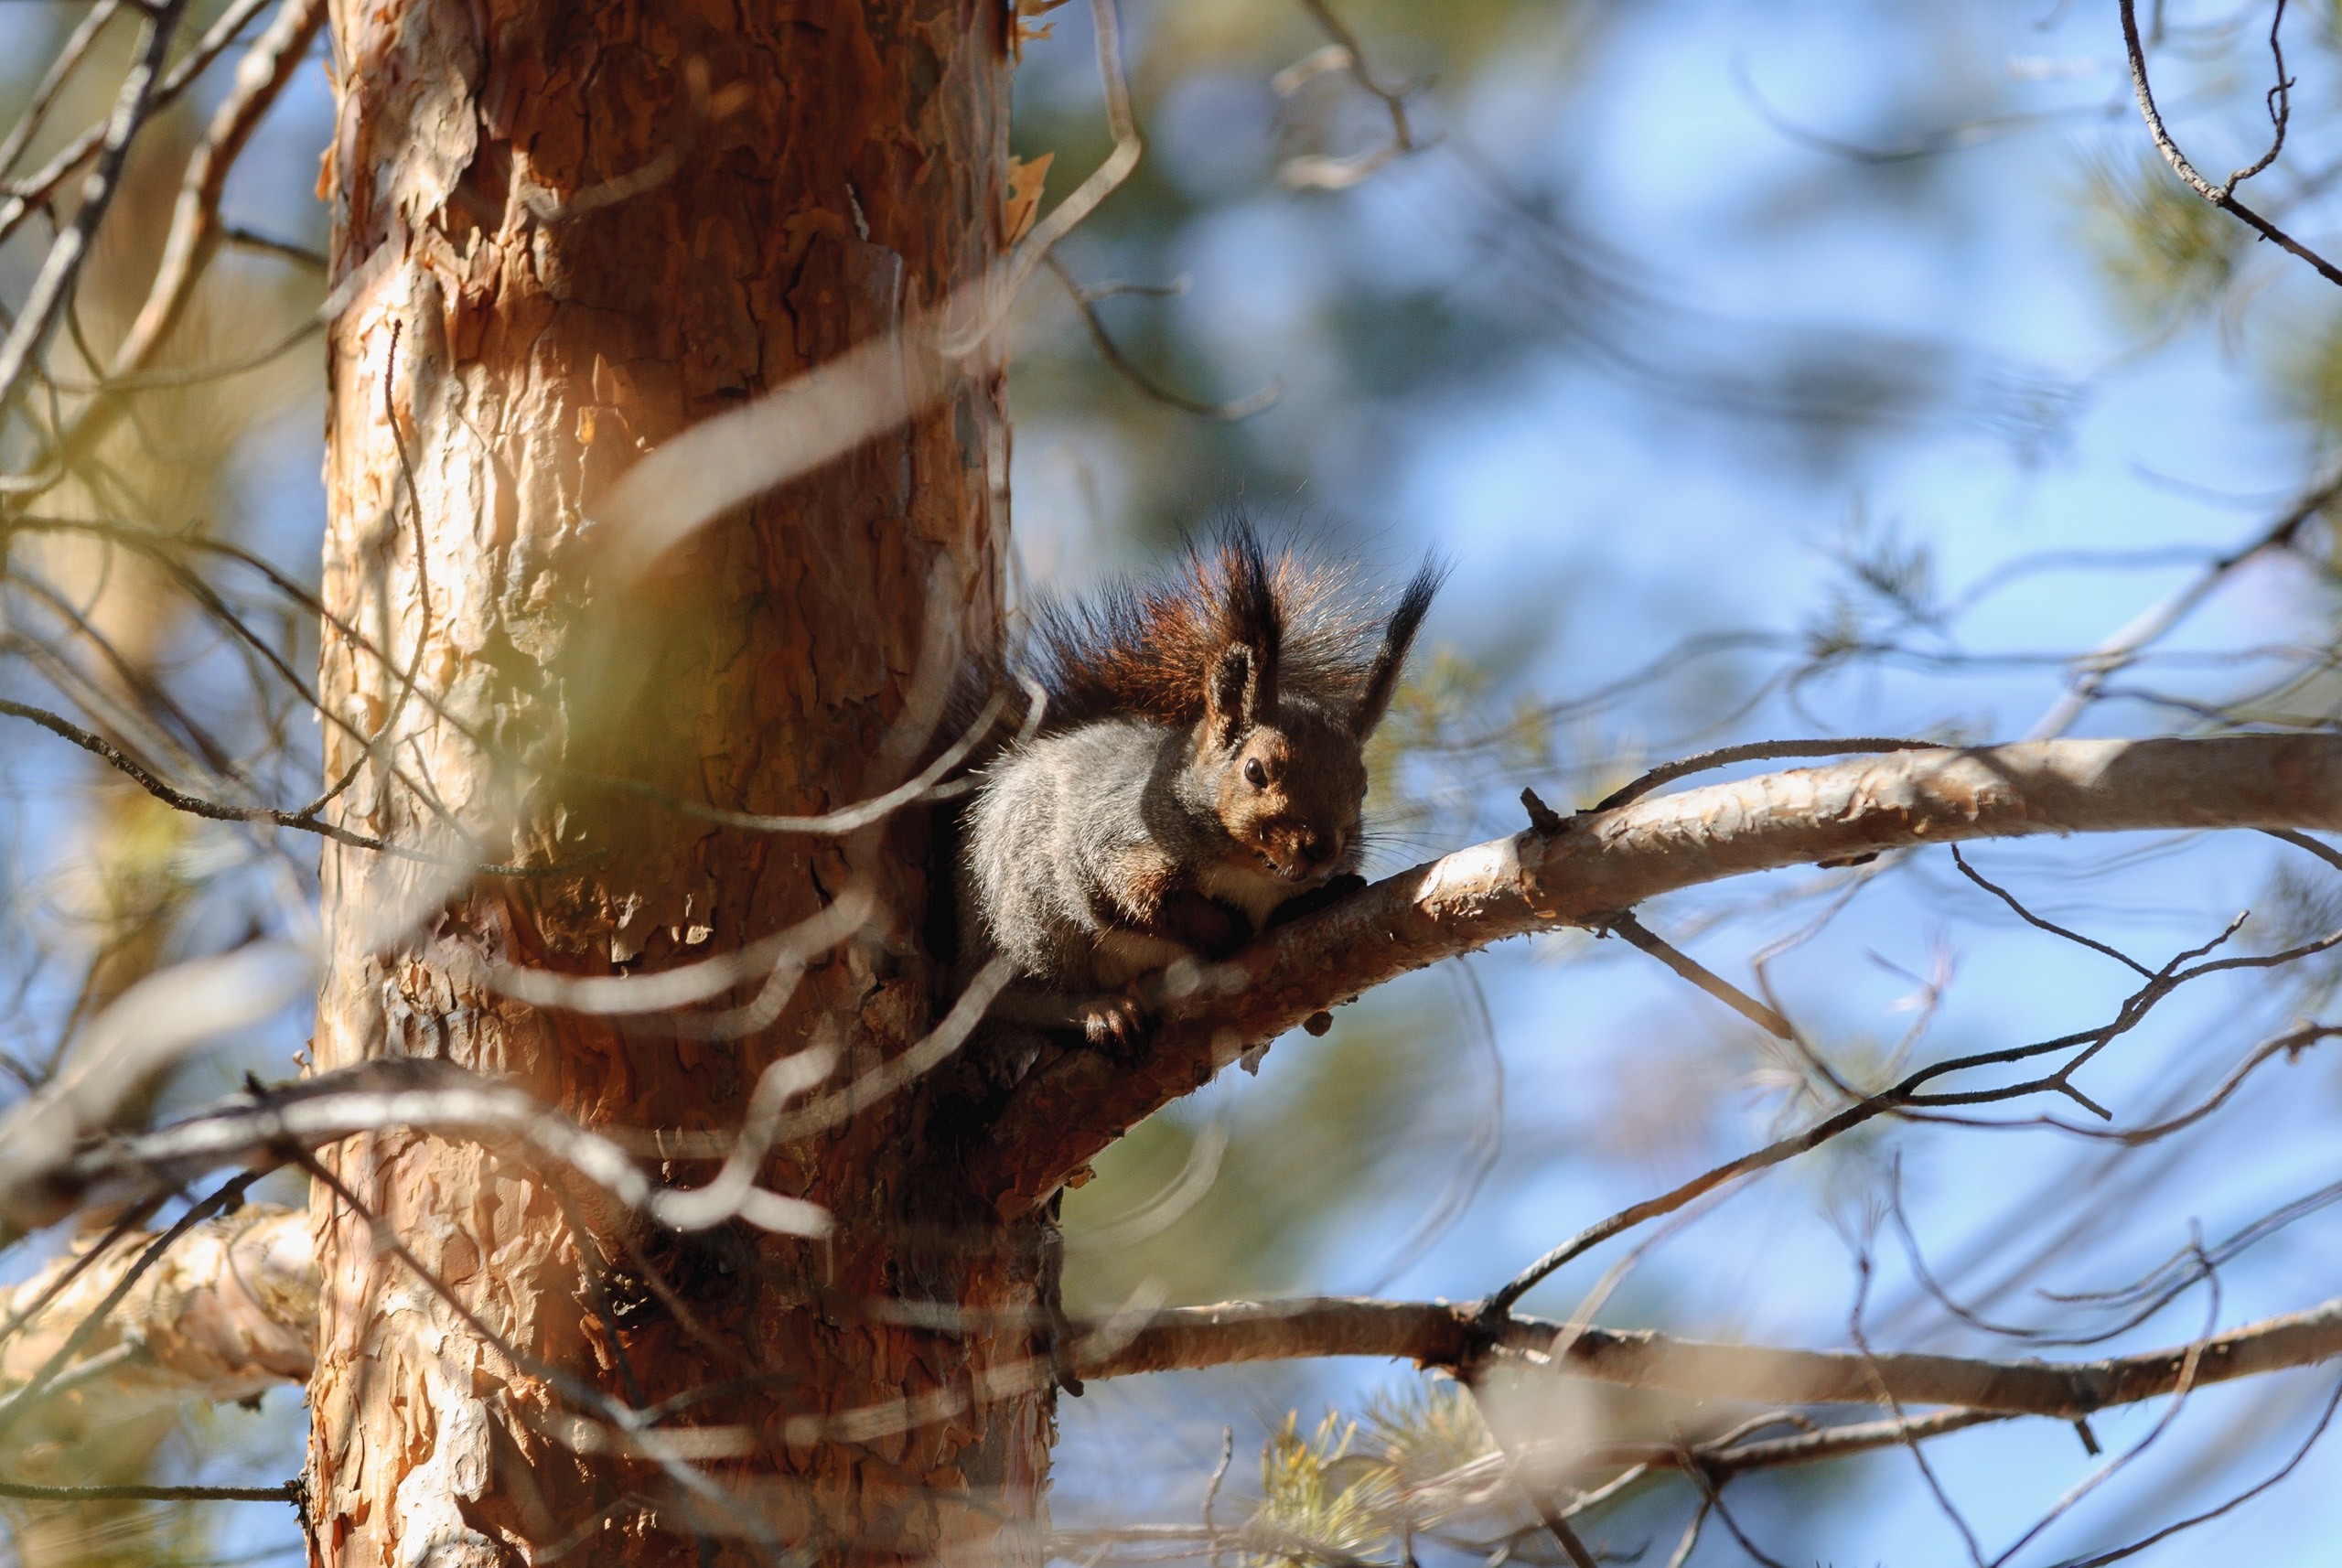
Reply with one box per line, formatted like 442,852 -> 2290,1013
1850,1251 -> 1985,1564
1203,1426 -> 1235,1568
2054,1368 -> 2342,1567
1950,844 -> 2154,977
1732,55 -> 2147,166
2039,1022 -> 2341,1145
1279,0 -> 1428,189
1603,911 -> 1795,1039
0,1479 -> 298,1504
111,0 -> 330,384
2029,466 -> 2342,737
1661,1499 -> 1710,1568
1045,253 -> 1281,420
0,0 -> 190,424
2117,0 -> 2342,281
1472,953 -> 2211,1322
950,0 -> 1142,351
1592,736 -> 1940,811
0,0 -> 123,180
1694,1409 -> 2011,1475
221,225 -> 328,271
0,698 -> 575,877
1679,1462 -> 1791,1568
0,695 -> 386,851
0,0 -> 275,247
2223,0 -> 2294,192
1986,1244 -> 2223,1564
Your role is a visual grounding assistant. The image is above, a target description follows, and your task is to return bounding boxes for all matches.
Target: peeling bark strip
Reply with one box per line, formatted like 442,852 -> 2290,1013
311,3 -> 1017,1565
973,736 -> 2342,1212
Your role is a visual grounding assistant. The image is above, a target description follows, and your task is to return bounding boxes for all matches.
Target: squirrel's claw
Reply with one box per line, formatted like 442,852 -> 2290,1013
1076,991 -> 1149,1058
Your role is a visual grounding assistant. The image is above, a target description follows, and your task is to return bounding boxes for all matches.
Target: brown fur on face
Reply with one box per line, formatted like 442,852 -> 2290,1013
1202,704 -> 1366,884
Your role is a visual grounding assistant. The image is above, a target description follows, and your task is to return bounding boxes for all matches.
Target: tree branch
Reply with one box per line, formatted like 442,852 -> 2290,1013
0,1191 -> 306,1447
969,735 -> 2342,1214
0,1179 -> 295,1451
22,1239 -> 2342,1452
1069,1295 -> 2342,1422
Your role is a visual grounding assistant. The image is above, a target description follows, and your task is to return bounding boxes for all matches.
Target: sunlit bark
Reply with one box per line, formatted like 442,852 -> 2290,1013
308,3 -> 1024,1563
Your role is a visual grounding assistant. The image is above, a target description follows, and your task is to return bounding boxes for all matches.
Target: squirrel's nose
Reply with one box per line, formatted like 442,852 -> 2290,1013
1303,832 -> 1335,865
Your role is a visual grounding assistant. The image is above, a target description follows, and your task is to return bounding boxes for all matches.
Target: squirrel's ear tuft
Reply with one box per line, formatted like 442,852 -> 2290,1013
1215,517 -> 1282,713
1351,553 -> 1447,740
1204,644 -> 1257,750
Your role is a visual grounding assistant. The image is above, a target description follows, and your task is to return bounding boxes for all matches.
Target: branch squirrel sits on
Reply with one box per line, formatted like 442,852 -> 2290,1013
955,521 -> 1443,1054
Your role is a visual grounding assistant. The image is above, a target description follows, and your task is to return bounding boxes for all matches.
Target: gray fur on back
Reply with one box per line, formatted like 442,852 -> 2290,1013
959,717 -> 1180,991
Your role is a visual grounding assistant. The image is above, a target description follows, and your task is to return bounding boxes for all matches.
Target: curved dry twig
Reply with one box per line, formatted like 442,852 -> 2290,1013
1044,253 -> 1281,420
8,1057 -> 833,1244
0,695 -> 382,847
1278,0 -> 1428,190
1950,844 -> 2154,977
2116,0 -> 2342,287
2028,466 -> 2342,738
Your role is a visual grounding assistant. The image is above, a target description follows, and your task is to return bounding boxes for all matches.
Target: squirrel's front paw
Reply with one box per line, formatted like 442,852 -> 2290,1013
1075,992 -> 1149,1058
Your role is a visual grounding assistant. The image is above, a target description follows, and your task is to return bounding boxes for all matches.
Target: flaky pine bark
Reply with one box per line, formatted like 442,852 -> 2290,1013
310,5 -> 1018,1566
0,1208 -> 314,1423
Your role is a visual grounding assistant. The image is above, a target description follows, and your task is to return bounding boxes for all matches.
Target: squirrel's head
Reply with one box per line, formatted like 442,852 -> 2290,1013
1200,677 -> 1368,885
1191,542 -> 1441,886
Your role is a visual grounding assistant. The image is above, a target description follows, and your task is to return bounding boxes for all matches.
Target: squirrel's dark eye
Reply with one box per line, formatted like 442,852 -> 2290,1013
1244,757 -> 1268,789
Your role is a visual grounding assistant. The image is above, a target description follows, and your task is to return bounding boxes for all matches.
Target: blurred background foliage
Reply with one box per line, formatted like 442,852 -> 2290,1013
9,0 -> 2342,1563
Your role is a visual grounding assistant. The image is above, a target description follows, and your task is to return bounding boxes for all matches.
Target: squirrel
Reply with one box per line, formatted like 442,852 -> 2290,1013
954,521 -> 1442,1053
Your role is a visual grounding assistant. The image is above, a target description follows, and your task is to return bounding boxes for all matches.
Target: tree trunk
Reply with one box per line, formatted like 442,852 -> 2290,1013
306,4 -> 1026,1565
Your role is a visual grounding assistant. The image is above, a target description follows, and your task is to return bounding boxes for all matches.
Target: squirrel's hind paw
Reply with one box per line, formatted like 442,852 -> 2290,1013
1076,992 -> 1150,1058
